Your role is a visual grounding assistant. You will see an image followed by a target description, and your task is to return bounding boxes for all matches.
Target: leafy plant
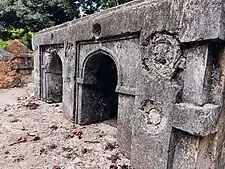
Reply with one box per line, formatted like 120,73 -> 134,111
0,0 -> 132,49
0,39 -> 11,48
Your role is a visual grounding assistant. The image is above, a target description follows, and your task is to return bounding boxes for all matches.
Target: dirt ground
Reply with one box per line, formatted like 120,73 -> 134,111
0,83 -> 131,169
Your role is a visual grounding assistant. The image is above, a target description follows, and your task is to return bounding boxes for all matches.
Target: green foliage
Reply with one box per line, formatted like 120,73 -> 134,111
0,0 -> 83,32
8,28 -> 35,47
0,28 -> 35,48
99,0 -> 132,9
0,39 -> 11,48
0,0 -> 133,32
0,0 -> 132,49
77,0 -> 133,16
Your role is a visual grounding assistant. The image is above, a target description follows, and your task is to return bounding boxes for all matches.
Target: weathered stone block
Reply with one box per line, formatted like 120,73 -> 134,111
173,103 -> 220,136
182,45 -> 212,106
117,94 -> 135,157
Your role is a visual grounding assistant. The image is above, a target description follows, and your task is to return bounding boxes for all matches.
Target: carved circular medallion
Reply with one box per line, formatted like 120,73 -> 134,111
146,108 -> 162,125
139,100 -> 167,135
142,32 -> 184,79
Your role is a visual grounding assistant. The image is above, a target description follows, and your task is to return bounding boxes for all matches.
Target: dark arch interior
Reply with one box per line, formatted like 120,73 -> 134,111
81,52 -> 118,124
49,53 -> 62,73
46,53 -> 63,103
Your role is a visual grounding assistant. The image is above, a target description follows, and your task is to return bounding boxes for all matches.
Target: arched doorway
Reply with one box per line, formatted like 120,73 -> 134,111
80,51 -> 118,124
44,51 -> 63,103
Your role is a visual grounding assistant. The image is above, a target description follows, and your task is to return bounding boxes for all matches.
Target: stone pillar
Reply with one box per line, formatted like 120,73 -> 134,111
62,42 -> 76,121
132,32 -> 184,169
116,86 -> 136,157
131,32 -> 224,169
33,45 -> 41,99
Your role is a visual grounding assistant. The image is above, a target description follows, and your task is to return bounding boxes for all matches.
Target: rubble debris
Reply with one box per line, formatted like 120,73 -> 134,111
0,72 -> 24,89
63,152 -> 76,160
21,126 -> 26,131
9,136 -> 27,146
84,140 -> 100,144
62,146 -> 74,152
62,146 -> 78,159
105,141 -> 118,151
109,163 -> 118,169
119,164 -> 130,169
109,153 -> 121,163
27,132 -> 37,137
98,130 -> 107,138
81,147 -> 91,154
32,136 -> 40,141
49,124 -> 58,130
13,155 -> 25,162
9,118 -> 20,123
64,132 -> 74,139
4,105 -> 12,112
48,143 -> 57,150
51,104 -> 59,107
107,152 -> 133,169
0,85 -> 132,168
52,166 -> 61,169
0,40 -> 33,89
24,102 -> 39,110
40,148 -> 47,155
72,128 -> 83,139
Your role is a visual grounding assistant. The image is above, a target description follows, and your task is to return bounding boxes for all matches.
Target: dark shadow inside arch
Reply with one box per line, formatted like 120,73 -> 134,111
81,52 -> 118,125
45,52 -> 63,103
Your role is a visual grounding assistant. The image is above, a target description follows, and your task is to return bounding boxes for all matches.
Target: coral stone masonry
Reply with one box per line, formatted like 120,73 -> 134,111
32,0 -> 225,168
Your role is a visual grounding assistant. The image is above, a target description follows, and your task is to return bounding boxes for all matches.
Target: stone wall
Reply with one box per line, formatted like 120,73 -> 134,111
0,40 -> 33,88
0,60 -> 23,89
7,40 -> 33,75
32,0 -> 225,168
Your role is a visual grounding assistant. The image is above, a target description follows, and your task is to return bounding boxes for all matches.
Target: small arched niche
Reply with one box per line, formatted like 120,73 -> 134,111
80,51 -> 118,125
45,51 -> 63,103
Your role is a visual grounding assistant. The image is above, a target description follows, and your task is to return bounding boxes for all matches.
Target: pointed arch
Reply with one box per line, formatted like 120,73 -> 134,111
81,47 -> 121,86
78,48 -> 119,124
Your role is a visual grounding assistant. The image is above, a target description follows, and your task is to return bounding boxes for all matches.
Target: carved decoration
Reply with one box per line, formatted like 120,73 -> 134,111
139,99 -> 167,135
141,32 -> 185,79
43,48 -> 58,69
65,42 -> 74,58
92,23 -> 101,36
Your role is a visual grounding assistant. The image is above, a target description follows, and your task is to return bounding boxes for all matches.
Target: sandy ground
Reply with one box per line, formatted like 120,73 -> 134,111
0,83 -> 131,169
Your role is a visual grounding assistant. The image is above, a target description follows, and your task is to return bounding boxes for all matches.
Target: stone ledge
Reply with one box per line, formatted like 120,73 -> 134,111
116,86 -> 136,96
76,78 -> 84,84
172,103 -> 220,136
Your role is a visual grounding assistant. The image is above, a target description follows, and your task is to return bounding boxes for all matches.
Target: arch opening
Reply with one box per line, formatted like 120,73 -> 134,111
45,52 -> 63,103
81,52 -> 118,125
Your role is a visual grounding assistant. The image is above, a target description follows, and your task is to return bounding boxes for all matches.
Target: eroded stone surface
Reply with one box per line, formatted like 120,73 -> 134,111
33,0 -> 225,168
173,103 -> 220,136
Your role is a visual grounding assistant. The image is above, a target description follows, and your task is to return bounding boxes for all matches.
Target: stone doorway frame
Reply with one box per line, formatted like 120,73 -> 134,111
76,49 -> 120,125
40,46 -> 64,103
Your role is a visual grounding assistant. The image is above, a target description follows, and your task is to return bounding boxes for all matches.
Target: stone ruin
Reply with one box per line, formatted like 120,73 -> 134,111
32,0 -> 225,168
6,40 -> 33,75
0,40 -> 33,88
